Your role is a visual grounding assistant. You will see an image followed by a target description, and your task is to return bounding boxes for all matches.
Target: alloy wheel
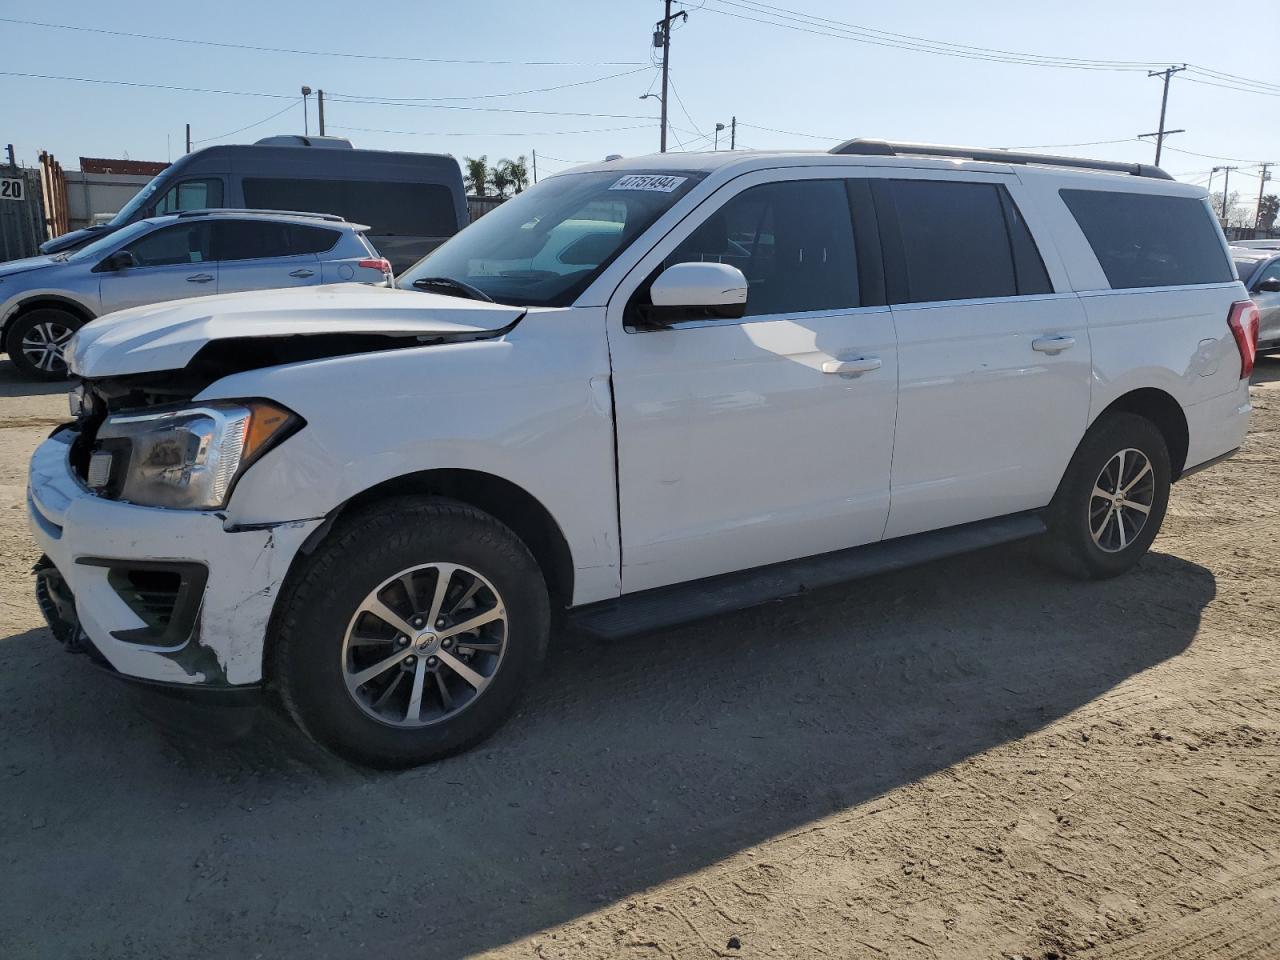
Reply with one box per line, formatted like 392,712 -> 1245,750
1088,447 -> 1156,553
341,562 -> 508,727
20,320 -> 75,373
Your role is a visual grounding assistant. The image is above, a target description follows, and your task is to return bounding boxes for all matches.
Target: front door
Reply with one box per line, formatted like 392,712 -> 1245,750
607,172 -> 899,593
97,221 -> 217,313
868,173 -> 1092,539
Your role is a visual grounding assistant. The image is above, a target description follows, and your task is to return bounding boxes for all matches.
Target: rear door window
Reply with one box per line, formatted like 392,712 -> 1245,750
881,180 -> 1051,304
241,178 -> 458,237
1060,189 -> 1234,289
665,179 -> 859,316
214,220 -> 291,262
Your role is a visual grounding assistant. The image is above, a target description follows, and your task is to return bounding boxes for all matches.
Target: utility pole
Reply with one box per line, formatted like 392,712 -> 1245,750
317,90 -> 326,136
185,123 -> 191,154
655,1 -> 688,153
730,115 -> 736,150
1147,64 -> 1186,167
1217,166 -> 1238,223
532,150 -> 538,184
1255,163 -> 1272,232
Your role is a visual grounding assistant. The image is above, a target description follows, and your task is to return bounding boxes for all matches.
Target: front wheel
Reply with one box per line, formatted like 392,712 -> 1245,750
1044,412 -> 1172,580
6,308 -> 84,380
272,497 -> 550,768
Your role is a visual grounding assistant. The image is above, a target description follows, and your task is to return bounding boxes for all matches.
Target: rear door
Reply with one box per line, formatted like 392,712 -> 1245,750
97,221 -> 217,312
213,219 -> 325,293
870,173 -> 1091,539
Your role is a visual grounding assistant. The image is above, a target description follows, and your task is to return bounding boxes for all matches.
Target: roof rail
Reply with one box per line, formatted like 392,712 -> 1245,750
173,208 -> 348,222
828,139 -> 1173,180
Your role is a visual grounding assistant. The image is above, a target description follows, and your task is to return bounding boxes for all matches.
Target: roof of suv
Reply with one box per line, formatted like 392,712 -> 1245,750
568,142 -> 1204,197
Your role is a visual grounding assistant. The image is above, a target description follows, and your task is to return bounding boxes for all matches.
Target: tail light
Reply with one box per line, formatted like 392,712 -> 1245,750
359,257 -> 392,276
1227,299 -> 1260,380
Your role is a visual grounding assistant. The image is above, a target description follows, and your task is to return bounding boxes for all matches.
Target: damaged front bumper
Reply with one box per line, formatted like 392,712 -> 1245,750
28,428 -> 323,690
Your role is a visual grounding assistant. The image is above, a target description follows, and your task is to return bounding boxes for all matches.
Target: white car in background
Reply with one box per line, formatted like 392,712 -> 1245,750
29,142 -> 1254,767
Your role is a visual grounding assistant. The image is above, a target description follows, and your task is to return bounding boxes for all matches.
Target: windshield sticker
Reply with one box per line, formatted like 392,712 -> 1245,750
609,174 -> 687,193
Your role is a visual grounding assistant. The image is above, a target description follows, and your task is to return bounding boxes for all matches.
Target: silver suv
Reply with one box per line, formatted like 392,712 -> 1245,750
1,209 -> 392,380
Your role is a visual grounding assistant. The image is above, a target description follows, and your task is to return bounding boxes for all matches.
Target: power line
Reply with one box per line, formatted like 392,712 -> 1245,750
0,71 -> 651,119
193,99 -> 302,144
703,0 -> 1280,96
710,0 -> 1165,69
326,67 -> 651,103
700,0 -> 1162,71
325,95 -> 650,119
0,70 -> 297,99
330,123 -> 653,138
0,16 -> 645,67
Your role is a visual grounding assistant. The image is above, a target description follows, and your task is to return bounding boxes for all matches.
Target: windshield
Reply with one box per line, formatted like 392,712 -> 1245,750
108,172 -> 168,226
66,219 -> 158,263
397,170 -> 704,306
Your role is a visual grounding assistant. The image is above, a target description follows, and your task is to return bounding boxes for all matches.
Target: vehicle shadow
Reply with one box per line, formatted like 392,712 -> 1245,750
0,356 -> 67,397
1252,353 -> 1280,387
0,543 -> 1214,959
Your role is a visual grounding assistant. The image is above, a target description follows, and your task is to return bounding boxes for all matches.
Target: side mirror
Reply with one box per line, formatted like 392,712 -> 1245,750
102,250 -> 136,272
639,261 -> 748,328
1257,277 -> 1280,293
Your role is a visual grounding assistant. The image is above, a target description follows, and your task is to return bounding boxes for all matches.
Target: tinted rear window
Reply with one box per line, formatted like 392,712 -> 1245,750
885,180 -> 1051,303
1060,189 -> 1233,289
242,178 -> 458,237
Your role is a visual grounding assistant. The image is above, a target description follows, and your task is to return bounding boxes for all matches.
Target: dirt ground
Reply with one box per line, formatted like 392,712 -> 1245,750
1,357 -> 1278,960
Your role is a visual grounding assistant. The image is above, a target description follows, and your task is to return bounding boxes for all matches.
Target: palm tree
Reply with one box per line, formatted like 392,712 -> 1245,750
489,162 -> 514,199
464,156 -> 488,197
507,155 -> 530,194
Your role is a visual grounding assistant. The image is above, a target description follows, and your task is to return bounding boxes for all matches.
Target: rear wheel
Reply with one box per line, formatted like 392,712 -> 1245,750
272,497 -> 550,768
1044,412 -> 1171,579
6,308 -> 83,380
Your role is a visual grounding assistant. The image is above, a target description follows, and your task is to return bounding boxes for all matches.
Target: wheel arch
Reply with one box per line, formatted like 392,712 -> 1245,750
287,467 -> 575,612
1092,387 -> 1190,480
2,295 -> 95,345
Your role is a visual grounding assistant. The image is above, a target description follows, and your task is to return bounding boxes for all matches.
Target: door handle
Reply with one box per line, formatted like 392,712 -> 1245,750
186,273 -> 214,284
289,269 -> 316,279
1031,335 -> 1075,354
822,356 -> 882,376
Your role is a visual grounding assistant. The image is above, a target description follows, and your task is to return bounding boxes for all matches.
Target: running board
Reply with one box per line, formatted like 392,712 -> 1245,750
571,511 -> 1047,640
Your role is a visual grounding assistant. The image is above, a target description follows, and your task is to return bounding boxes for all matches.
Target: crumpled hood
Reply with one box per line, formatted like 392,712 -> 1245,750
70,284 -> 526,378
0,255 -> 58,279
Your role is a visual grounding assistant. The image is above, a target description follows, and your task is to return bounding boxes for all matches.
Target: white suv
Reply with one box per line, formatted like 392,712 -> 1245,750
28,141 -> 1257,767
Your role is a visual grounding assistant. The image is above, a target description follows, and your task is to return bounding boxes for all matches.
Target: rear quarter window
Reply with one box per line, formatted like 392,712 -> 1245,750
1060,189 -> 1234,289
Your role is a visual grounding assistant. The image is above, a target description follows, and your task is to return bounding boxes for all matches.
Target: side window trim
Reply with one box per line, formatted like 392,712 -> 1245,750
846,178 -> 887,307
996,186 -> 1053,296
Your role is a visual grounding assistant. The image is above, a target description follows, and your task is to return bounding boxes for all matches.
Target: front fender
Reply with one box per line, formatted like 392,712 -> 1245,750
200,308 -> 621,605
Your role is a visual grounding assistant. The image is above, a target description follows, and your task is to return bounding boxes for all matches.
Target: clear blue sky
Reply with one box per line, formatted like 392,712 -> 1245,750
3,0 -> 1275,206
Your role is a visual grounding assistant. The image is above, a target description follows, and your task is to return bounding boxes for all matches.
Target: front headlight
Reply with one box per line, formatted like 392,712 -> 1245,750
87,400 -> 299,509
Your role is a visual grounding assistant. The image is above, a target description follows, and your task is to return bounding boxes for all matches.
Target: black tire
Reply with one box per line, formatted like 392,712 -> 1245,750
5,308 -> 84,381
1044,412 -> 1171,580
271,497 -> 550,768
